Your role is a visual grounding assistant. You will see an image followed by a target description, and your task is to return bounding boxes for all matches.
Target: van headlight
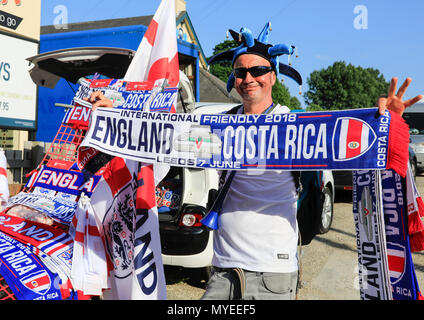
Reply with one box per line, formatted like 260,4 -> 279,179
412,143 -> 424,153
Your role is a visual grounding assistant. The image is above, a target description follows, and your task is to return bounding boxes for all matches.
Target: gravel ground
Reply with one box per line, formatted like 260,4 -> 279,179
164,174 -> 424,300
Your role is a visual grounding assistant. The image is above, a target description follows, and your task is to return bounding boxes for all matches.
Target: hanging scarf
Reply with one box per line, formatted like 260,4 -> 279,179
0,231 -> 65,300
353,166 -> 424,300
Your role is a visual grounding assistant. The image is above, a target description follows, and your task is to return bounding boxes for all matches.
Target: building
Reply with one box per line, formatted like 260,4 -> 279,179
33,0 -> 240,142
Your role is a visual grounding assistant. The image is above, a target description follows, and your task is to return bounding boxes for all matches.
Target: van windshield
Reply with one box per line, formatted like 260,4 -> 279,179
403,112 -> 424,135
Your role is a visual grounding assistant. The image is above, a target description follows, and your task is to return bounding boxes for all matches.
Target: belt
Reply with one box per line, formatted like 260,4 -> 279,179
213,266 -> 264,276
213,267 -> 246,299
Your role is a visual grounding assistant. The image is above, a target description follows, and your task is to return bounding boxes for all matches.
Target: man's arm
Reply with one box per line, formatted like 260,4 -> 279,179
377,77 -> 423,116
83,91 -> 113,110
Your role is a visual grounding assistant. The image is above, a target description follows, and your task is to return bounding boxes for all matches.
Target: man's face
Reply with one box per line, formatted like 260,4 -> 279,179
233,54 -> 276,104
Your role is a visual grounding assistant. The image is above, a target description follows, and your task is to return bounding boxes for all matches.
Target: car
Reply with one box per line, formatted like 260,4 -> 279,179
318,170 -> 335,234
403,103 -> 424,173
409,133 -> 424,174
333,145 -> 418,193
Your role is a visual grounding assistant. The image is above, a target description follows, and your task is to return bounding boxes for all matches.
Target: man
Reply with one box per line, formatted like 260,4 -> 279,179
199,24 -> 423,300
85,24 -> 422,300
201,51 -> 300,300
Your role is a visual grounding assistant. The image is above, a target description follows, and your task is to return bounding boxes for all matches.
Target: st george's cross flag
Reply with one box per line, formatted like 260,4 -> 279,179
89,0 -> 179,299
0,150 -> 9,211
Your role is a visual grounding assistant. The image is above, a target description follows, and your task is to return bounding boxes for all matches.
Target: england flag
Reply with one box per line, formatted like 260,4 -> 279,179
0,150 -> 9,211
90,0 -> 179,300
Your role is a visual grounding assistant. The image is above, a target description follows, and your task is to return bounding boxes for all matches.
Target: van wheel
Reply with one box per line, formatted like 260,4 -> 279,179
318,186 -> 333,234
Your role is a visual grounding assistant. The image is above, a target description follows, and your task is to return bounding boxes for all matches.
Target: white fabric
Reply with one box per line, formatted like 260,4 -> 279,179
92,0 -> 178,299
90,158 -> 167,300
70,195 -> 109,296
212,105 -> 299,273
123,0 -> 178,186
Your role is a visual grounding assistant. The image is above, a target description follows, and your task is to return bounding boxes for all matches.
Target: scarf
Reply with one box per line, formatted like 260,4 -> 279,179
353,166 -> 424,300
0,212 -> 83,299
79,107 -> 410,177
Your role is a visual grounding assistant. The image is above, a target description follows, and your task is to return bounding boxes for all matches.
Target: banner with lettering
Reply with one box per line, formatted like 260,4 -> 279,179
72,78 -> 178,113
0,212 -> 84,300
79,106 -> 409,176
0,231 -> 64,300
352,170 -> 392,300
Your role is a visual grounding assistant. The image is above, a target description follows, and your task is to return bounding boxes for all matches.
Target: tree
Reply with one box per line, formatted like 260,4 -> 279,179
208,40 -> 238,83
208,40 -> 301,109
272,79 -> 301,109
304,61 -> 389,110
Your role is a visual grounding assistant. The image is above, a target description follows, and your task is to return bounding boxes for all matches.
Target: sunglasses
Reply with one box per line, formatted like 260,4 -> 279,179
233,66 -> 274,79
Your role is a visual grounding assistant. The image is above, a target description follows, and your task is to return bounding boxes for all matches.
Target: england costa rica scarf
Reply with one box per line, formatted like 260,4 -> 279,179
79,105 -> 410,176
76,84 -> 424,299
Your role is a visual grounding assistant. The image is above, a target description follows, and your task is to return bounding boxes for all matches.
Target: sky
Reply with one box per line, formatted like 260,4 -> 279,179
40,0 -> 424,108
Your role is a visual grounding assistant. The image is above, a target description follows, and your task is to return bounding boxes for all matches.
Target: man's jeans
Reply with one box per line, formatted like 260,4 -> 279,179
201,267 -> 298,300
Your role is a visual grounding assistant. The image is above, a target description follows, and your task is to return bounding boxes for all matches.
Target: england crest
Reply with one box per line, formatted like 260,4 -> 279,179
20,270 -> 51,295
332,117 -> 377,161
103,184 -> 136,279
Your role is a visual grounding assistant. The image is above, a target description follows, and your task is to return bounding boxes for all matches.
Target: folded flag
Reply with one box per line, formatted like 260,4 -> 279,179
69,194 -> 109,296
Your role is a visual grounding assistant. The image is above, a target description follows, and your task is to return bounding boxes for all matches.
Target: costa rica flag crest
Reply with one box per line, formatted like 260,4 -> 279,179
332,117 -> 377,161
387,242 -> 406,285
20,270 -> 52,295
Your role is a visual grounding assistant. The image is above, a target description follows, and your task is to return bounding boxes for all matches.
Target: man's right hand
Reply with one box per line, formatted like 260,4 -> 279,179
83,91 -> 113,111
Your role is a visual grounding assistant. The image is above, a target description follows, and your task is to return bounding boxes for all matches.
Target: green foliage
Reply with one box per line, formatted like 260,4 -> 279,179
304,61 -> 389,110
208,40 -> 301,109
305,103 -> 324,111
272,80 -> 301,109
208,40 -> 238,83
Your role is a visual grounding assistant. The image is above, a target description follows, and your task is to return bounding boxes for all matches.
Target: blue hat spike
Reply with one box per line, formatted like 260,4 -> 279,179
257,22 -> 271,43
207,21 -> 303,92
239,27 -> 254,47
226,72 -> 235,93
274,56 -> 280,74
268,43 -> 294,57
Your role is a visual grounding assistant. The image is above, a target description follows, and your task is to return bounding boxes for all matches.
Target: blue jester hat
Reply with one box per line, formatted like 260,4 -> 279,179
208,22 -> 302,93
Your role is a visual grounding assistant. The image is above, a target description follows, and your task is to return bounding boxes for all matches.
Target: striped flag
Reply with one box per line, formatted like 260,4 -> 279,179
387,242 -> 406,284
0,150 -> 9,211
21,270 -> 51,295
334,117 -> 376,161
124,0 -> 179,90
